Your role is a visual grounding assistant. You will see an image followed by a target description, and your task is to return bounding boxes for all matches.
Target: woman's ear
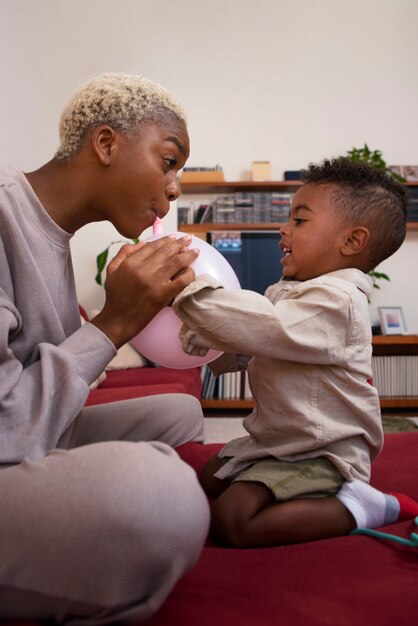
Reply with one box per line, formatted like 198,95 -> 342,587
341,226 -> 369,257
91,125 -> 117,166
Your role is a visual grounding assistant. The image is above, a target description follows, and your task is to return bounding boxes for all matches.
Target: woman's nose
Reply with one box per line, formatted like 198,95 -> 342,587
166,175 -> 180,202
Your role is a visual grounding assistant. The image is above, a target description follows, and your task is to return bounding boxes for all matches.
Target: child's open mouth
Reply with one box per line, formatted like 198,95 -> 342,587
281,245 -> 292,258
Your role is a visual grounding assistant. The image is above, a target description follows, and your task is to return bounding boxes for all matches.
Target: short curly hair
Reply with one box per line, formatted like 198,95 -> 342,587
55,73 -> 186,160
301,157 -> 408,270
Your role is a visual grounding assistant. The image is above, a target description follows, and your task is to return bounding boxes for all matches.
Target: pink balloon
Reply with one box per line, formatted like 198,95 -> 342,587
130,233 -> 241,369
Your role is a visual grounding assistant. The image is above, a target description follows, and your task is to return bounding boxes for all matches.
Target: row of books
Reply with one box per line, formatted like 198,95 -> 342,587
407,187 -> 418,220
201,366 -> 253,401
202,355 -> 418,401
371,355 -> 418,397
178,187 -> 418,226
178,192 -> 295,225
209,192 -> 294,224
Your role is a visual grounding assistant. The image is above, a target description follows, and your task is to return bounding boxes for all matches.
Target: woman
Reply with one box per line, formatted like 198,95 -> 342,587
0,73 -> 209,623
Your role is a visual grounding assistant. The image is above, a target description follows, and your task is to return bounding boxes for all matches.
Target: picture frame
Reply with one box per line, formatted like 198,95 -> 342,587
403,165 -> 418,182
378,306 -> 407,335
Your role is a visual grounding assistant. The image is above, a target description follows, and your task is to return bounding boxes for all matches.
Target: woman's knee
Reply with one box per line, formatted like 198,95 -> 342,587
0,442 -> 209,622
72,441 -> 209,613
153,393 -> 205,445
94,441 -> 209,559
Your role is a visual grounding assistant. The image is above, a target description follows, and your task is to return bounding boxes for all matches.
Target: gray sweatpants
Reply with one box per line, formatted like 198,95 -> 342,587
0,393 -> 210,624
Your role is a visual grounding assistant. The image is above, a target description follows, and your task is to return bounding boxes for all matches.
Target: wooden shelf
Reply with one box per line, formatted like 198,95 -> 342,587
180,180 -> 301,194
182,181 -> 418,413
181,222 -> 418,234
380,397 -> 418,409
180,180 -> 418,195
202,399 -> 255,410
179,180 -> 418,230
372,334 -> 418,355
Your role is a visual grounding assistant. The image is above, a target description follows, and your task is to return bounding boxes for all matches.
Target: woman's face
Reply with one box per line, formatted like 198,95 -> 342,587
99,117 -> 190,239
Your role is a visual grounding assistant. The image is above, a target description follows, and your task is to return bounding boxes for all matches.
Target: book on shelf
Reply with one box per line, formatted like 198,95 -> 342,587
371,355 -> 418,397
201,366 -> 254,401
202,354 -> 418,403
207,191 -> 294,224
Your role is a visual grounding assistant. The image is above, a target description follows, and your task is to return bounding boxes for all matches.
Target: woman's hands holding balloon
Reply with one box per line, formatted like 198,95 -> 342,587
91,235 -> 199,349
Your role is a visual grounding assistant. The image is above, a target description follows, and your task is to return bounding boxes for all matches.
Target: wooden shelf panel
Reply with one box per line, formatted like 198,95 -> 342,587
202,399 -> 255,410
372,335 -> 418,344
380,397 -> 418,408
202,398 -> 418,410
372,335 -> 418,356
179,180 -> 418,230
181,180 -> 418,195
181,222 -> 418,233
180,180 -> 301,194
201,337 -> 418,412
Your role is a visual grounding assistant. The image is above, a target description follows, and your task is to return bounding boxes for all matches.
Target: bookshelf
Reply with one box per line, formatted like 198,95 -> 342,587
179,180 -> 418,232
198,336 -> 418,412
179,180 -> 418,413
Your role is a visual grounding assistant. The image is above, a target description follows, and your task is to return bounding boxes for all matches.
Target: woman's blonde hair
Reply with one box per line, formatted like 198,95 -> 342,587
55,73 -> 186,160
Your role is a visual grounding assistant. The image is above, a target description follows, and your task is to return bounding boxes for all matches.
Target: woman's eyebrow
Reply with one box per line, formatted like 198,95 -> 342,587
164,136 -> 187,155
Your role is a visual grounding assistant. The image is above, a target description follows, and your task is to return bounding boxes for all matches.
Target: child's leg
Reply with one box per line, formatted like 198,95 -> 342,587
336,480 -> 418,529
200,454 -> 230,497
211,481 -> 355,548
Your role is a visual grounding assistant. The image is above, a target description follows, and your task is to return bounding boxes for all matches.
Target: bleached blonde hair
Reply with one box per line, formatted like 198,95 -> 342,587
55,73 -> 186,160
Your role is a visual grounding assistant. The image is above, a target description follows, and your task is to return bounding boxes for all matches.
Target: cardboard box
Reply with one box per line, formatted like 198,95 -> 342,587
252,161 -> 271,181
180,171 -> 225,183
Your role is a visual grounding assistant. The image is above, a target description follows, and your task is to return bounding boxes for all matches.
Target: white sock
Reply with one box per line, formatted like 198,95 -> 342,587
336,480 -> 400,529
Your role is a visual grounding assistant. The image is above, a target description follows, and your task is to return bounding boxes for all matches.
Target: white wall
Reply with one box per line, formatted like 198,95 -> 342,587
1,0 -> 417,328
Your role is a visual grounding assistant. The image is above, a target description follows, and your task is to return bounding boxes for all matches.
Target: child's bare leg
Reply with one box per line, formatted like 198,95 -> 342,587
211,481 -> 355,548
199,454 -> 230,497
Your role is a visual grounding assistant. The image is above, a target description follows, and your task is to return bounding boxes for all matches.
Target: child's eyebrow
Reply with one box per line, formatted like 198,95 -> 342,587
293,203 -> 313,213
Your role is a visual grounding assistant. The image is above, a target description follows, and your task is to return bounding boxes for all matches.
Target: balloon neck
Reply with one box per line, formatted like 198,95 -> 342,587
153,217 -> 164,236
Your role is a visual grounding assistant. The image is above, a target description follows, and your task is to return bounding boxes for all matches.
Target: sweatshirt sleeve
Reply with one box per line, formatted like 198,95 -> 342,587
0,297 -> 116,463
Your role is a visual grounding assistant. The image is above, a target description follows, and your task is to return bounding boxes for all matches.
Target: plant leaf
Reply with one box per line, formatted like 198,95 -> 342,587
95,247 -> 110,285
94,239 -> 137,286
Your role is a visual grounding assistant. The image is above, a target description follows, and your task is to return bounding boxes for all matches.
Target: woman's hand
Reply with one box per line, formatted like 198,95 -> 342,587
91,235 -> 199,348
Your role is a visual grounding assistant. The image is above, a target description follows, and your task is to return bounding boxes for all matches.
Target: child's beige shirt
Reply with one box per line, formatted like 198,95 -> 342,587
173,269 -> 382,482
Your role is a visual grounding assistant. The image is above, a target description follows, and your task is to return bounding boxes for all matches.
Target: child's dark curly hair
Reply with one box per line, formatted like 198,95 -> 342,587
301,157 -> 408,270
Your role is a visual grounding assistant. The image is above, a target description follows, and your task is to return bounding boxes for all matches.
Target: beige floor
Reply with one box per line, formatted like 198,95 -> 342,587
203,417 -> 246,443
203,415 -> 418,444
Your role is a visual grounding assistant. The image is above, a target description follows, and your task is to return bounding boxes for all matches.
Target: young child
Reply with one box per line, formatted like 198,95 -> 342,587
173,157 -> 418,548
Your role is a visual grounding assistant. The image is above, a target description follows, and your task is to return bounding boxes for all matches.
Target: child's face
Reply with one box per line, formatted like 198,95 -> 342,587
279,183 -> 352,281
100,118 -> 190,239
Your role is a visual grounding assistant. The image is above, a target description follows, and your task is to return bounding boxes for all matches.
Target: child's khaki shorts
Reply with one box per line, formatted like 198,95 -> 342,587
233,456 -> 344,500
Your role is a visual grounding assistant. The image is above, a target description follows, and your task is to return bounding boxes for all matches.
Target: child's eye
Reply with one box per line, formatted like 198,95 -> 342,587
293,217 -> 305,225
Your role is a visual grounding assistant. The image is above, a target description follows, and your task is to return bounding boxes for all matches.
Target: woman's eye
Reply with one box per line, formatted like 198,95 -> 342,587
164,157 -> 177,168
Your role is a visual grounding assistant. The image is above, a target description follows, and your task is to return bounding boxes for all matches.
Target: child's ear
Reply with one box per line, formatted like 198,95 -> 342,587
341,227 -> 369,257
91,125 -> 117,166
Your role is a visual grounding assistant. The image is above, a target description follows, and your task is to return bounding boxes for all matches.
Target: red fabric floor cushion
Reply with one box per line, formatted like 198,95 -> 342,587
85,366 -> 202,406
85,383 -> 190,406
3,433 -> 418,626
147,432 -> 418,626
